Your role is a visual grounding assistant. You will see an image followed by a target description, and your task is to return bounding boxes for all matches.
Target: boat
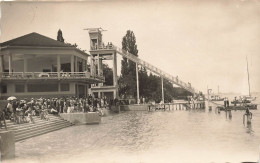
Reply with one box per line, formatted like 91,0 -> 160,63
210,95 -> 224,101
231,96 -> 256,104
207,85 -> 224,101
231,57 -> 257,105
217,103 -> 257,111
226,57 -> 257,110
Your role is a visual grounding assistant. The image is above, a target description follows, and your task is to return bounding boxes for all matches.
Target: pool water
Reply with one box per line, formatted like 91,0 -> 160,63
6,94 -> 260,163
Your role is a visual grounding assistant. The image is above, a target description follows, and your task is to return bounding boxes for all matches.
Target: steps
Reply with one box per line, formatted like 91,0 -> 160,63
0,115 -> 74,142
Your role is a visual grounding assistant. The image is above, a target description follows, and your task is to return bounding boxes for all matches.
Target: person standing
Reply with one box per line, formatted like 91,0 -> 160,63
101,98 -> 104,108
6,101 -> 12,120
60,98 -> 64,113
224,97 -> 227,108
93,98 -> 97,112
83,99 -> 87,113
65,99 -> 70,113
12,100 -> 18,124
227,98 -> 230,108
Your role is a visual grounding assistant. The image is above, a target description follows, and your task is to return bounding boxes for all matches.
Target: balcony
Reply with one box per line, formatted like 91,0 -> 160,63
0,72 -> 105,82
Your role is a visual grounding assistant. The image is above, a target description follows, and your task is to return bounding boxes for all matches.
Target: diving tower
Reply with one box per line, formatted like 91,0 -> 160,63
87,28 -> 199,101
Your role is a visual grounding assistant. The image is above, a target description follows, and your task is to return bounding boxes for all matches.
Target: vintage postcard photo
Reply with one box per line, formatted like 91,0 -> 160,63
0,0 -> 260,162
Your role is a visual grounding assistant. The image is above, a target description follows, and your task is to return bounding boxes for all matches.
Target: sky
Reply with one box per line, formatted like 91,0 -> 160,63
0,0 -> 260,94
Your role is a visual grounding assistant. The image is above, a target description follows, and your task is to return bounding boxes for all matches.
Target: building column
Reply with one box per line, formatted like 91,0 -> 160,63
92,56 -> 97,77
90,56 -> 94,76
70,55 -> 74,73
82,59 -> 87,72
23,56 -> 28,73
113,52 -> 118,86
97,54 -> 100,75
136,63 -> 140,104
0,56 -> 2,98
8,54 -> 12,75
161,77 -> 164,103
84,85 -> 86,97
75,84 -> 79,97
94,57 -> 97,76
75,56 -> 78,72
100,59 -> 103,86
100,59 -> 103,76
113,90 -> 117,100
97,55 -> 103,76
82,59 -> 85,72
86,85 -> 89,98
57,55 -> 61,78
113,52 -> 118,99
58,82 -> 61,92
85,60 -> 88,72
0,55 -> 4,73
98,54 -> 103,86
24,83 -> 28,93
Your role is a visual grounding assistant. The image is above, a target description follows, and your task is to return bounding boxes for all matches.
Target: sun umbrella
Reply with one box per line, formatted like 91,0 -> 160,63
7,96 -> 17,101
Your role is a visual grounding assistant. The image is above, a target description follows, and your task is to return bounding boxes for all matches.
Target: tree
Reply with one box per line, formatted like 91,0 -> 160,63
119,30 -> 139,98
57,29 -> 64,42
139,67 -> 149,98
121,30 -> 138,78
103,64 -> 113,86
119,30 -> 193,101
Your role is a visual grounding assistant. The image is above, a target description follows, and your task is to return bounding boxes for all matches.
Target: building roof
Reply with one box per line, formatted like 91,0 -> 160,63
0,32 -> 89,56
0,32 -> 74,48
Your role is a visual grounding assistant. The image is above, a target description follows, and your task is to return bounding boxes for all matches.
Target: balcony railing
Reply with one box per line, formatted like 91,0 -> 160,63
0,72 -> 104,81
90,43 -> 115,51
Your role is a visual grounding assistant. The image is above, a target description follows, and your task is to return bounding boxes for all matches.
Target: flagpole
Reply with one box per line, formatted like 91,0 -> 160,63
246,56 -> 251,97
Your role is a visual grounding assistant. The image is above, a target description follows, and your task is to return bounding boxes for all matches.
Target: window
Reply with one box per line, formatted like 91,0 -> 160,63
28,84 -> 58,92
43,69 -> 51,72
60,83 -> 69,91
61,63 -> 71,72
1,85 -> 7,93
78,62 -> 83,72
15,84 -> 24,93
91,39 -> 97,46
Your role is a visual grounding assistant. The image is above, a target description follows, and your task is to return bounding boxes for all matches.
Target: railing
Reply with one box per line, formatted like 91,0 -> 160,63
114,46 -> 199,94
0,72 -> 104,81
90,43 -> 115,51
148,101 -> 205,110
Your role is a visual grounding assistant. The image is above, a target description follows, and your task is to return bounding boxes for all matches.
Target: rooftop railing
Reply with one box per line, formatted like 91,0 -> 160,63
90,43 -> 115,51
90,45 -> 114,50
0,72 -> 104,81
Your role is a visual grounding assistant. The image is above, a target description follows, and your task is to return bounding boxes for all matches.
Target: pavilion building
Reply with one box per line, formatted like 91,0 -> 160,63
0,32 -> 104,99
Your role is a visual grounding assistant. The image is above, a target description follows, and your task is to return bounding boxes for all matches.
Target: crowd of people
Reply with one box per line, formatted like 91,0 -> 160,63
1,95 -> 113,126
